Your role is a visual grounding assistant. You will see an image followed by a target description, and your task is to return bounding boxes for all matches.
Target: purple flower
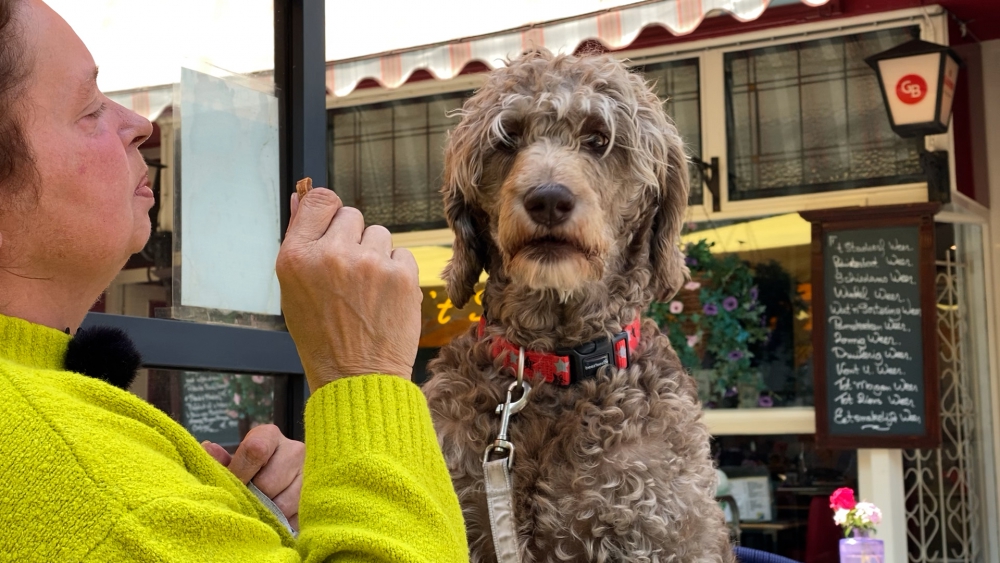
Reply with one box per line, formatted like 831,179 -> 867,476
758,395 -> 774,408
723,296 -> 739,312
685,256 -> 698,266
727,350 -> 744,361
749,286 -> 759,302
703,303 -> 718,315
669,300 -> 684,314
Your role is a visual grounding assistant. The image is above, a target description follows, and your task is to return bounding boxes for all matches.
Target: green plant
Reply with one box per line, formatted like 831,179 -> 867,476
648,239 -> 768,405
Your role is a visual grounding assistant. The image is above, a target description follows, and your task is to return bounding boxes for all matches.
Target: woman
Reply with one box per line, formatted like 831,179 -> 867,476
0,1 -> 467,561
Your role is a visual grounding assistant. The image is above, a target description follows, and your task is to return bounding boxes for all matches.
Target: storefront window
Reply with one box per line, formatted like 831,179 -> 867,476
714,434 -> 857,560
328,91 -> 470,232
650,215 -> 814,408
328,58 -> 703,232
636,58 -> 703,205
725,26 -> 924,201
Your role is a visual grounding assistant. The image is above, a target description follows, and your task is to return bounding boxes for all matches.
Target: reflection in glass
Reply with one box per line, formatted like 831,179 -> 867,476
148,370 -> 285,447
725,27 -> 924,201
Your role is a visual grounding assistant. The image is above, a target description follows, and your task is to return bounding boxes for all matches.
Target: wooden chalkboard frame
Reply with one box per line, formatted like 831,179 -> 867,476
800,203 -> 941,450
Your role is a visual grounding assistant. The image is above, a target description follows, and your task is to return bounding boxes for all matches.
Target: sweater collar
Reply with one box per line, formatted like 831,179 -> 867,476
0,313 -> 71,371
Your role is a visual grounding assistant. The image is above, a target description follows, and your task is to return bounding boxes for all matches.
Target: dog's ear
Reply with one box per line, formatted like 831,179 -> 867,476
639,93 -> 690,301
441,117 -> 488,309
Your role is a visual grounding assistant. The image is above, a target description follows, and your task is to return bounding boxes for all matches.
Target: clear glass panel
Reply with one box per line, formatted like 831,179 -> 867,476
636,58 -> 703,205
725,27 -> 925,201
328,92 -> 468,232
147,370 -> 288,448
172,67 -> 282,319
649,215 -> 814,408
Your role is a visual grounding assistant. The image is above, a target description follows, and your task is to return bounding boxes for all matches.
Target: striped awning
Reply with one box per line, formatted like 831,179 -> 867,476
110,0 -> 831,119
327,0 -> 831,97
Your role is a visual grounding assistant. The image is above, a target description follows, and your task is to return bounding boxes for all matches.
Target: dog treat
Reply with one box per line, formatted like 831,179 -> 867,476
295,177 -> 313,199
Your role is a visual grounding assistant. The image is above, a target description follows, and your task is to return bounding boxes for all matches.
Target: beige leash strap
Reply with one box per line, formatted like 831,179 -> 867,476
482,348 -> 530,563
484,457 -> 520,563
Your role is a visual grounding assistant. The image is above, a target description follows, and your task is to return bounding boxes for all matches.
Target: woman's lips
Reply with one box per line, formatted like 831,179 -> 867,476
135,176 -> 154,198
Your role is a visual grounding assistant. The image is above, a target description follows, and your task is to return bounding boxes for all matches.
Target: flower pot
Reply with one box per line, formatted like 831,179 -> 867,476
839,530 -> 884,563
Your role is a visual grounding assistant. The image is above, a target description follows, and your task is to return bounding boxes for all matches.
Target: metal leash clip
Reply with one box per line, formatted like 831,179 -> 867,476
484,346 -> 531,468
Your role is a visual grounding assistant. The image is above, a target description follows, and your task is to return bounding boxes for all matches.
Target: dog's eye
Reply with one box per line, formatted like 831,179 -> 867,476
499,132 -> 521,151
582,132 -> 609,152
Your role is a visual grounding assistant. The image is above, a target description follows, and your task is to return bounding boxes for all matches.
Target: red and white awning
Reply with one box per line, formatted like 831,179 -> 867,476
327,0 -> 831,97
106,0 -> 831,119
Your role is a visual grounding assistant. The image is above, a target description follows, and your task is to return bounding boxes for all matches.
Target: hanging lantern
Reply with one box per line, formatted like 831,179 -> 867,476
865,38 -> 964,138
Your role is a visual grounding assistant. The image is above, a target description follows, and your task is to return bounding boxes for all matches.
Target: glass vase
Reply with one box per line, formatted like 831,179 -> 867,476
839,529 -> 884,563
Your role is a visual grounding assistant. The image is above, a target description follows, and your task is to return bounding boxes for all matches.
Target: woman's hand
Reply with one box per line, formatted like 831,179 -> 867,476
275,188 -> 422,391
202,424 -> 304,529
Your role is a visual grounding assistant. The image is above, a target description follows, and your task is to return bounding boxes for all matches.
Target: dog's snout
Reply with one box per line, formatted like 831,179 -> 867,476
524,184 -> 575,228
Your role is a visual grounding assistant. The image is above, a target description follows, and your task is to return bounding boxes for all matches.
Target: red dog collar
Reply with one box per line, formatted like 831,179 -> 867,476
478,318 -> 641,386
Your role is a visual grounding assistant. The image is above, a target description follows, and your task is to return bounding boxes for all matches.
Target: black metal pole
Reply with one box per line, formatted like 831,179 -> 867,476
275,0 -> 326,441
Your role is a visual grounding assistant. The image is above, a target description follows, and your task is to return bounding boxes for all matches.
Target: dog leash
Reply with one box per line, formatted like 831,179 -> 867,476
484,347 -> 531,563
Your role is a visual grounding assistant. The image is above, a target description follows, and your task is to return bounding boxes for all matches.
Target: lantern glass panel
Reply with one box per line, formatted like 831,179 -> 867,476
876,52 -> 940,127
939,55 -> 960,129
725,26 -> 923,201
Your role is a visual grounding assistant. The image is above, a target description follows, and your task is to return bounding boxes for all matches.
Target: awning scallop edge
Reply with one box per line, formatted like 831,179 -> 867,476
327,0 -> 831,97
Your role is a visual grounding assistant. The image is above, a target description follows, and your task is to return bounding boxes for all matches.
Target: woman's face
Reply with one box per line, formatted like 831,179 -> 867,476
7,0 -> 153,284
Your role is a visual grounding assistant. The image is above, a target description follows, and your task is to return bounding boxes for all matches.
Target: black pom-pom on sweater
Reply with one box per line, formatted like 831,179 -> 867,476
64,326 -> 142,390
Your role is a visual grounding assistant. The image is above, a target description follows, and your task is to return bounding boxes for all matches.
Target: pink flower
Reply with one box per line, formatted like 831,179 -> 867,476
252,375 -> 265,384
669,301 -> 684,314
686,334 -> 700,348
829,487 -> 857,511
233,393 -> 241,405
684,281 -> 701,291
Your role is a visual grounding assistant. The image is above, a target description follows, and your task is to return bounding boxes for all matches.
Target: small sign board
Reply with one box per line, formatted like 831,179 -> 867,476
180,372 -> 240,446
800,203 -> 941,449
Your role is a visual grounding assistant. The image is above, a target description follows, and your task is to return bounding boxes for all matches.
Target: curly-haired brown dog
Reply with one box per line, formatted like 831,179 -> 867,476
422,50 -> 734,563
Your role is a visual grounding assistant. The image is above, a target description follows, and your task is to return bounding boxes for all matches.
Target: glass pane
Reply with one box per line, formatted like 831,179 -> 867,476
328,92 -> 467,232
714,434 -> 858,558
175,67 -> 282,317
649,215 -> 814,408
147,370 -> 288,448
636,59 -> 703,205
725,27 -> 924,201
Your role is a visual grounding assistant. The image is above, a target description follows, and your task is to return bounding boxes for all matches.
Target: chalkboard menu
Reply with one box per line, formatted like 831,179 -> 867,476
181,372 -> 240,445
801,203 -> 941,449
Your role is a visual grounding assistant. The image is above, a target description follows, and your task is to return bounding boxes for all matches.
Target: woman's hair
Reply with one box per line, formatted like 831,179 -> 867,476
0,0 -> 35,201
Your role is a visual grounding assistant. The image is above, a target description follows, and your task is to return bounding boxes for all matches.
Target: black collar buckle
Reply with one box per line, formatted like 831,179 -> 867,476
557,330 -> 630,385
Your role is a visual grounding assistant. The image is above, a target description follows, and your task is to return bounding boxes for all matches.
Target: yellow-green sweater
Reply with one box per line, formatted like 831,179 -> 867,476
0,314 -> 468,562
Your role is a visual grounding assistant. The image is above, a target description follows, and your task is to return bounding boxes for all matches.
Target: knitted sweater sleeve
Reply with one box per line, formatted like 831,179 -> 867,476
86,375 -> 468,563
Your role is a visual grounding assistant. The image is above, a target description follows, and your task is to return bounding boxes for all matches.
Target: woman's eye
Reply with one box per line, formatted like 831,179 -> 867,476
87,103 -> 107,120
583,132 -> 609,151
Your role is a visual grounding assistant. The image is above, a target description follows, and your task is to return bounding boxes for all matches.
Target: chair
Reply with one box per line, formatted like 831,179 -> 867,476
734,546 -> 802,563
804,495 -> 841,563
716,494 -> 741,541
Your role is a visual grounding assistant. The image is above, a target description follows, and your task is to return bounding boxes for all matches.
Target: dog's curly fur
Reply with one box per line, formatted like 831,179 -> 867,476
423,50 -> 734,563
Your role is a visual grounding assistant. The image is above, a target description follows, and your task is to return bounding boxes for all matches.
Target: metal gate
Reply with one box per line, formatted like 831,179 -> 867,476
903,250 -> 988,563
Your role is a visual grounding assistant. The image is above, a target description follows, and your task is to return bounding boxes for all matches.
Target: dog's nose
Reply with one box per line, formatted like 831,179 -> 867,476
524,184 -> 575,228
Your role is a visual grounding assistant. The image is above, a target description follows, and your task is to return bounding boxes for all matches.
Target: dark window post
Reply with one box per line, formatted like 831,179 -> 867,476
275,0 -> 327,441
